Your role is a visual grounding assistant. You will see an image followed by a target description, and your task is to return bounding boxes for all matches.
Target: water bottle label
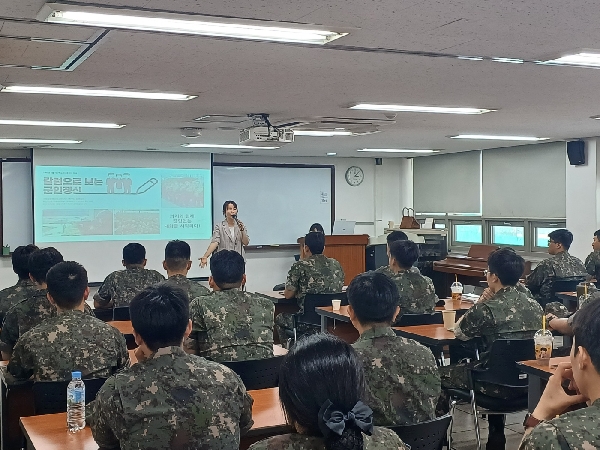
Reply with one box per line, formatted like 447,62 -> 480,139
69,390 -> 84,403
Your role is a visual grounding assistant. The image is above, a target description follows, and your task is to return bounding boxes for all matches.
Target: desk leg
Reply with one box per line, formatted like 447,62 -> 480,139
321,316 -> 327,333
527,374 -> 543,413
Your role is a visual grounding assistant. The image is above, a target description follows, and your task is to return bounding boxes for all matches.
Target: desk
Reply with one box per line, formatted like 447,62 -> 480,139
393,324 -> 457,346
517,356 -> 570,412
19,387 -> 289,450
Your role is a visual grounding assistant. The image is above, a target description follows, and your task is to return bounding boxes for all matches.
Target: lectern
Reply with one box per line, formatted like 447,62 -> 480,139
297,235 -> 369,285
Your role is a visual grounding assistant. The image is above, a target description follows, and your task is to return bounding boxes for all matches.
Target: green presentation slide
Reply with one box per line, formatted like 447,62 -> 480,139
34,165 -> 212,242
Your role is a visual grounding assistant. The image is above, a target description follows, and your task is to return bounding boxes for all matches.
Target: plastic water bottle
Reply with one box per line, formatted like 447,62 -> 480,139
67,371 -> 85,432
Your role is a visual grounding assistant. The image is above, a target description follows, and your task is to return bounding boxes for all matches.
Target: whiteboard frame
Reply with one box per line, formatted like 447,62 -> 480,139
212,162 -> 335,248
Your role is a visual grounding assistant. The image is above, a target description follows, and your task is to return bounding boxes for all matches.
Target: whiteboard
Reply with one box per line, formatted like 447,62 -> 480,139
213,164 -> 334,246
2,161 -> 33,250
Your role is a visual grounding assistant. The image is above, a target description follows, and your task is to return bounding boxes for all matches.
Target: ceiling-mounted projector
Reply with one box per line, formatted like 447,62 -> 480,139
239,126 -> 294,146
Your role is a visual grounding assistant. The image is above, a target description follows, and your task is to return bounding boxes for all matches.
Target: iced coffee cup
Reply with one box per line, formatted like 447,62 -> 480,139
451,282 -> 463,301
534,329 -> 553,366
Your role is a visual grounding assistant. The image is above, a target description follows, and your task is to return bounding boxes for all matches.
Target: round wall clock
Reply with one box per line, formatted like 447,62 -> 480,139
345,166 -> 364,186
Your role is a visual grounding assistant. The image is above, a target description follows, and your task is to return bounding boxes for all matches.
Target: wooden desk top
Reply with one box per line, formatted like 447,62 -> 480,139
393,324 -> 457,346
557,291 -> 576,298
518,356 -> 570,378
256,291 -> 297,305
107,320 -> 133,336
315,305 -> 351,322
435,299 -> 474,311
19,387 -> 288,450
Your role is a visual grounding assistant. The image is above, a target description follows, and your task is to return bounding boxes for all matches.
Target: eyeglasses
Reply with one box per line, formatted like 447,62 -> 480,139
548,239 -> 556,245
484,269 -> 489,276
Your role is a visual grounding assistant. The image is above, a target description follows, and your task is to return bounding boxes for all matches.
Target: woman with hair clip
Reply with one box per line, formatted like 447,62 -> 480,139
248,334 -> 407,450
200,200 -> 249,268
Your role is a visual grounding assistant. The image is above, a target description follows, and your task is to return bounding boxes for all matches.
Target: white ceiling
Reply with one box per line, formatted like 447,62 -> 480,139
1,0 -> 600,157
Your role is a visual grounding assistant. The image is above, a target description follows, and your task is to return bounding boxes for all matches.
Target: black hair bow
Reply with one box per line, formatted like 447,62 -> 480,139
317,399 -> 374,438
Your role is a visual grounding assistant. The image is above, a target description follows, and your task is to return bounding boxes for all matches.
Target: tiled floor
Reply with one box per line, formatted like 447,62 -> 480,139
451,402 -> 525,450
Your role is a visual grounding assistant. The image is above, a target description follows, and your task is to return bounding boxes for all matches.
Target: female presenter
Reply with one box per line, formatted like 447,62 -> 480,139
199,200 -> 249,267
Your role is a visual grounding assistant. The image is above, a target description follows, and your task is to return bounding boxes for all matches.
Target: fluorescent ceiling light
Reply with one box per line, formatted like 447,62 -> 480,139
0,139 -> 82,144
182,143 -> 280,149
41,7 -> 347,45
450,134 -> 547,141
540,52 -> 600,67
0,119 -> 124,129
1,85 -> 195,101
326,152 -> 337,156
350,104 -> 494,115
293,130 -> 353,137
492,57 -> 524,64
358,149 -> 438,153
457,56 -> 484,61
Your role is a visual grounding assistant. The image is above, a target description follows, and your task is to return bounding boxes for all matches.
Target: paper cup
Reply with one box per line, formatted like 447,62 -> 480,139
442,310 -> 456,331
332,299 -> 342,311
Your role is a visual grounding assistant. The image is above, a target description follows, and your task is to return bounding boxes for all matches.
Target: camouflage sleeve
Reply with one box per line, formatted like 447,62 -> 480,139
210,223 -> 221,245
94,274 -> 114,306
454,303 -> 493,341
584,252 -> 599,277
188,298 -> 210,355
518,422 -> 564,450
425,275 -> 439,301
285,262 -> 302,293
114,331 -> 130,372
0,308 -> 19,353
526,261 -> 551,295
89,377 -> 122,449
238,381 -> 254,434
7,338 -> 34,380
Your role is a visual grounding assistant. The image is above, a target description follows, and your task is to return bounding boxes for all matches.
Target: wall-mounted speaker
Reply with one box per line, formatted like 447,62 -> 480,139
567,141 -> 585,166
375,158 -> 383,165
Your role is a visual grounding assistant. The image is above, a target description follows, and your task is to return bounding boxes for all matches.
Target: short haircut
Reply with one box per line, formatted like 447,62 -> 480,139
164,240 -> 191,271
347,272 -> 398,325
12,244 -> 39,279
386,230 -> 408,243
388,240 -> 419,268
572,297 -> 600,374
279,334 -> 367,449
210,250 -> 245,289
222,200 -> 237,215
594,230 -> 600,240
548,229 -> 573,250
123,243 -> 146,265
487,247 -> 524,286
46,261 -> 88,309
28,247 -> 64,283
130,283 -> 190,352
304,231 -> 325,255
310,223 -> 325,233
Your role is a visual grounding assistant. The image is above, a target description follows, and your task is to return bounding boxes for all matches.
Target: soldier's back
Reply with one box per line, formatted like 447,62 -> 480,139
165,274 -> 210,300
388,270 -> 437,315
101,268 -> 165,307
0,279 -> 37,324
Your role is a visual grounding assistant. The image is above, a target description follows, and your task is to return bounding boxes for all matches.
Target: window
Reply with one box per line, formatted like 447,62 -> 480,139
454,223 -> 483,244
531,222 -> 565,251
491,223 -> 525,247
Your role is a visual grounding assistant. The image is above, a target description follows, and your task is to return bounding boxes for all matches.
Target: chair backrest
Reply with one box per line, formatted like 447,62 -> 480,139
298,292 -> 348,326
396,312 -> 443,326
92,308 -> 114,322
547,277 -> 586,307
473,339 -> 535,387
112,306 -> 130,321
32,377 -> 108,415
388,414 -> 452,450
220,356 -> 284,390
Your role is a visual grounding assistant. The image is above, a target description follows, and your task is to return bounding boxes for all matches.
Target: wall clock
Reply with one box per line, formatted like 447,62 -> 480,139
345,166 -> 364,186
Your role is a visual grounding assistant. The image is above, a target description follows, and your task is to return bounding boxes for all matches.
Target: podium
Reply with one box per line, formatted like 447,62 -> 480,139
297,235 -> 369,285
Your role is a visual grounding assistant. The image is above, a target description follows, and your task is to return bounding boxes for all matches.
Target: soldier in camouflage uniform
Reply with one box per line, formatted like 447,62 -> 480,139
89,283 -> 253,450
275,232 -> 344,343
348,272 -> 441,426
0,247 -> 64,358
94,243 -> 165,308
380,240 -> 437,321
188,250 -> 274,361
526,229 -> 587,307
8,262 -> 129,382
519,298 -> 600,450
0,245 -> 39,324
162,240 -> 210,300
584,229 -> 600,282
375,230 -> 421,276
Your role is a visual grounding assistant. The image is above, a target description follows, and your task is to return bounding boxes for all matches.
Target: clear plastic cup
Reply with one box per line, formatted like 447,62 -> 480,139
534,329 -> 553,366
451,282 -> 463,301
332,299 -> 341,311
442,310 -> 456,331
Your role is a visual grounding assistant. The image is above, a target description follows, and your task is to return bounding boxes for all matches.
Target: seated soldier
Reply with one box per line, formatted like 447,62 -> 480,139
385,240 -> 437,319
0,247 -> 63,359
163,240 -> 210,300
188,250 -> 274,361
94,243 -> 165,308
8,261 -> 129,381
584,229 -> 600,281
348,271 -> 441,426
89,283 -> 253,449
375,230 -> 420,276
519,298 -> 600,449
275,232 -> 344,343
0,244 -> 38,324
547,289 -> 600,336
526,229 -> 586,307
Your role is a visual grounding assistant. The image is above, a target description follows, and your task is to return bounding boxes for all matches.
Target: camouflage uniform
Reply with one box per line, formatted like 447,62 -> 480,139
8,310 -> 129,381
188,289 -> 274,361
95,267 -> 165,307
248,427 -> 408,450
352,326 -> 441,426
377,268 -> 437,320
566,291 -> 600,328
274,254 -> 344,343
376,265 -> 421,276
584,250 -> 600,280
519,399 -> 600,449
440,286 -> 543,398
526,251 -> 587,306
89,346 -> 253,450
165,274 -> 210,301
0,279 -> 38,325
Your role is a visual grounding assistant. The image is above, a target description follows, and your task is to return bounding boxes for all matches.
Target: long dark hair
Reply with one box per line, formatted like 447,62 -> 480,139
279,334 -> 367,450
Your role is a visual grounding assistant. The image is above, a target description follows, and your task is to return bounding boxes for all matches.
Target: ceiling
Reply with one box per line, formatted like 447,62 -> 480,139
1,0 -> 600,158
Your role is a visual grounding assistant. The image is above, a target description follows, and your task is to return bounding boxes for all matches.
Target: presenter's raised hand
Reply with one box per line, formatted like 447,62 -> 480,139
199,257 -> 208,268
